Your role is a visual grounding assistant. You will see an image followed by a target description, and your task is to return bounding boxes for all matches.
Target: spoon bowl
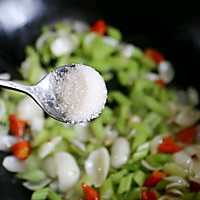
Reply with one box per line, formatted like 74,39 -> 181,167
0,64 -> 107,123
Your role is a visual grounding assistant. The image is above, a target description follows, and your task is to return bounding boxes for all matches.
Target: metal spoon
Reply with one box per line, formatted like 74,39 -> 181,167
0,64 -> 78,123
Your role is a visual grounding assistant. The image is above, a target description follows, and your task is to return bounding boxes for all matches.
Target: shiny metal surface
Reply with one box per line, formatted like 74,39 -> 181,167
0,64 -> 76,123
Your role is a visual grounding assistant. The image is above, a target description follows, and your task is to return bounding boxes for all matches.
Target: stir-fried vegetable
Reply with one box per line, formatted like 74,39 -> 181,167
0,19 -> 200,200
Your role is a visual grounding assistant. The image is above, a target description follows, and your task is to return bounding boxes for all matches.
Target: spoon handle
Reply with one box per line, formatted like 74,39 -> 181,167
0,79 -> 31,95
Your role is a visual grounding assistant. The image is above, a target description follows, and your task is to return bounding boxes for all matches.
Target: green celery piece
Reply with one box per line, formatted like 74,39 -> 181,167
82,32 -> 97,55
17,169 -> 46,182
31,188 -> 49,200
146,153 -> 172,167
106,55 -> 131,70
55,23 -> 72,32
40,41 -> 51,65
126,187 -> 142,200
142,95 -> 169,117
122,161 -> 141,172
133,170 -> 147,186
59,127 -> 77,139
100,106 -> 114,124
47,190 -> 62,200
100,179 -> 114,200
155,179 -> 169,190
131,78 -> 156,95
68,56 -> 88,65
41,25 -> 51,33
131,47 -> 156,69
182,193 -> 196,200
162,163 -> 187,177
102,72 -> 113,82
44,117 -> 59,128
131,122 -> 152,152
108,91 -> 131,105
55,54 -> 70,67
117,61 -> 140,86
91,36 -> 115,61
116,104 -> 130,135
107,26 -> 122,41
53,140 -> 69,153
110,169 -> 128,184
143,112 -> 163,130
90,117 -> 105,140
4,89 -> 25,100
132,149 -> 149,162
89,59 -> 111,73
117,173 -> 134,194
31,129 -> 49,148
25,46 -> 42,84
74,174 -> 93,197
23,151 -> 42,171
196,192 -> 200,200
28,55 -> 42,84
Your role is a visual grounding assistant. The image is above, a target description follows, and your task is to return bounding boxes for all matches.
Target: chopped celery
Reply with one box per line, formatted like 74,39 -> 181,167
110,169 -> 128,184
162,163 -> 187,177
90,118 -> 105,140
142,95 -> 169,117
117,173 -> 134,194
143,112 -> 163,130
100,105 -> 114,124
31,188 -> 49,200
100,179 -> 114,200
133,170 -> 147,186
90,36 -> 116,61
31,129 -> 49,148
146,153 -> 172,167
47,190 -> 62,200
126,187 -> 142,200
74,174 -> 93,197
132,149 -> 149,162
108,91 -> 131,105
17,169 -> 46,182
131,122 -> 152,151
116,103 -> 130,135
107,26 -> 122,41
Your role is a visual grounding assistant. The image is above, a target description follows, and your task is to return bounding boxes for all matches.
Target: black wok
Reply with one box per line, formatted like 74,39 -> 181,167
0,0 -> 200,199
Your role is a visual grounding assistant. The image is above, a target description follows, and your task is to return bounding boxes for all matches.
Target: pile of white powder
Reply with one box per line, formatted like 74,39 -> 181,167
50,64 -> 107,123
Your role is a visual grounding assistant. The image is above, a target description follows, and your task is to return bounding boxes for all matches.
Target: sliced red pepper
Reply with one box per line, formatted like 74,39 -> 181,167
82,183 -> 100,200
91,19 -> 107,35
158,135 -> 180,153
9,114 -> 26,138
142,188 -> 157,200
11,140 -> 31,160
177,126 -> 197,144
155,79 -> 165,88
144,48 -> 164,63
144,171 -> 167,187
190,182 -> 200,193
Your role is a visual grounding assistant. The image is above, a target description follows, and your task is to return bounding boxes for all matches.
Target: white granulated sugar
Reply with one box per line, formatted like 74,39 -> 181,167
53,64 -> 107,123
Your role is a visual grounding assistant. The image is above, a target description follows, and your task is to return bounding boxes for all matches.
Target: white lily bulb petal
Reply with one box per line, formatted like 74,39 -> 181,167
2,155 -> 25,172
43,156 -> 57,178
85,147 -> 110,187
74,123 -> 91,142
54,152 -> 80,192
38,136 -> 62,159
158,60 -> 175,83
0,135 -> 18,151
111,137 -> 130,168
51,34 -> 79,56
0,99 -> 6,120
16,96 -> 44,122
